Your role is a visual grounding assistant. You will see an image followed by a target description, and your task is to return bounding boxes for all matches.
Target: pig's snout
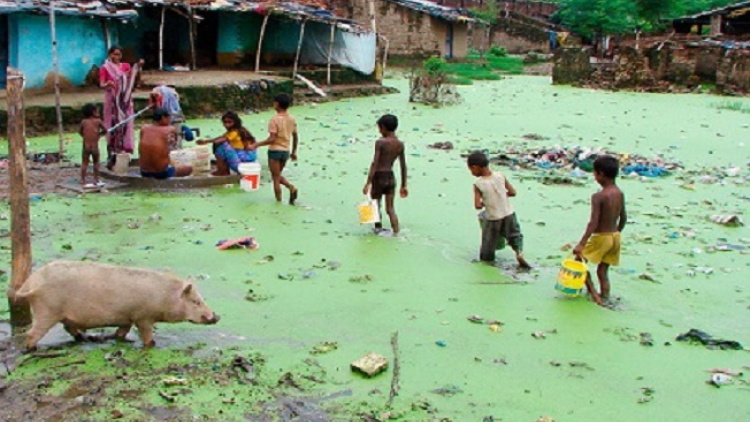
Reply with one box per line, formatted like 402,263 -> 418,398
203,313 -> 220,324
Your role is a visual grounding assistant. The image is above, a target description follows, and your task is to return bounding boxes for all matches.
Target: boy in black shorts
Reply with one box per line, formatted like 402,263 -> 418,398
363,114 -> 408,236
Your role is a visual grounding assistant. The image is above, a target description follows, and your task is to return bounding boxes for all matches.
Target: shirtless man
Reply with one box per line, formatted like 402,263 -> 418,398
362,114 -> 408,236
139,108 -> 192,179
573,155 -> 627,306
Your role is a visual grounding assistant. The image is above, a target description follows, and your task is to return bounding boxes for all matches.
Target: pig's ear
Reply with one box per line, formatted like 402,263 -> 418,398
182,284 -> 193,297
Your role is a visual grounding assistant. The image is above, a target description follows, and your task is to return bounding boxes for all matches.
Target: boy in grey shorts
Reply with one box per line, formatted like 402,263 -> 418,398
467,151 -> 530,269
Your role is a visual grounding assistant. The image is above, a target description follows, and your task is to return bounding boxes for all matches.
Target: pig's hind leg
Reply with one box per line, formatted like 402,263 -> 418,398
25,315 -> 60,351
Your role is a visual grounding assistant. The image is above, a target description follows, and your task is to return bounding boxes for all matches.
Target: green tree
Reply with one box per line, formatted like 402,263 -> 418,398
557,0 -> 638,38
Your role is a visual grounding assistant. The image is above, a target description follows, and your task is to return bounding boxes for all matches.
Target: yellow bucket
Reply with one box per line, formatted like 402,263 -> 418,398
555,257 -> 588,297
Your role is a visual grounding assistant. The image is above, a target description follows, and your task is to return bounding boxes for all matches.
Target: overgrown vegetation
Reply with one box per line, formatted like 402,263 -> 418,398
714,101 -> 750,114
555,0 -> 743,37
421,47 -> 524,86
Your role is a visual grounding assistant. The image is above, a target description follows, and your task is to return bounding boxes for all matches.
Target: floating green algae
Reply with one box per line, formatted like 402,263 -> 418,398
1,76 -> 749,421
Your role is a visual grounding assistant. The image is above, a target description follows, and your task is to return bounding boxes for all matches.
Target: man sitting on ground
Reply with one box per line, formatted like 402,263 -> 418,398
139,108 -> 192,179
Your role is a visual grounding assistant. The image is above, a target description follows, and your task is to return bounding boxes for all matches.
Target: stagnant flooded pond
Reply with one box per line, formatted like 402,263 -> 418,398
1,76 -> 749,421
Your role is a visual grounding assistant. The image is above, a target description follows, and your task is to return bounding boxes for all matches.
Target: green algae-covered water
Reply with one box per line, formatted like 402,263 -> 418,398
1,76 -> 749,421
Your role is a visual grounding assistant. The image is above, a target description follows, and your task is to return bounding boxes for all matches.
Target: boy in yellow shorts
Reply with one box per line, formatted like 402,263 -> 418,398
573,155 -> 627,306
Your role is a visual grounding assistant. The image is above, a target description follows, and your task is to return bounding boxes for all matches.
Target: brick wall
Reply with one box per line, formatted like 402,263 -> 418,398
332,0 -> 469,58
553,45 -> 750,94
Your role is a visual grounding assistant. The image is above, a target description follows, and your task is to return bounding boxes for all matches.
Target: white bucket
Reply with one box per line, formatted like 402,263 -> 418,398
113,153 -> 130,175
238,162 -> 261,191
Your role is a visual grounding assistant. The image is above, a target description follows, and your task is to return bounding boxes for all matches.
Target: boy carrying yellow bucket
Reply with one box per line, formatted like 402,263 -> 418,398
572,156 -> 627,307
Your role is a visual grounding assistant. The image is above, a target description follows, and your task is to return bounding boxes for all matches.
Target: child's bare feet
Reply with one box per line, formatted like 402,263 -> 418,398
289,187 -> 298,205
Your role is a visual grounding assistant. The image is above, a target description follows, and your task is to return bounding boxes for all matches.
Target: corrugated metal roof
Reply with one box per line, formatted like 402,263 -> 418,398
383,0 -> 476,22
674,0 -> 750,21
0,0 -> 138,19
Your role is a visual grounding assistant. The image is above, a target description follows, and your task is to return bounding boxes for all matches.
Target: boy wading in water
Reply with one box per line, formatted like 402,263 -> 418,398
573,155 -> 627,306
79,103 -> 107,188
467,152 -> 530,269
363,114 -> 408,236
251,93 -> 299,204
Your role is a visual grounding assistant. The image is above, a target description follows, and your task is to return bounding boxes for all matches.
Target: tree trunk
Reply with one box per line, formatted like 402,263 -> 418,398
6,68 -> 33,331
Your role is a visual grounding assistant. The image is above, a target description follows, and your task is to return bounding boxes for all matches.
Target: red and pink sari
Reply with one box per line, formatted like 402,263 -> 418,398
100,60 -> 139,156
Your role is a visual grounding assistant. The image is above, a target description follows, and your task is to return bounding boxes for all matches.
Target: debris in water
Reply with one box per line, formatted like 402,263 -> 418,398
435,340 -> 447,347
639,332 -> 654,347
162,377 -> 188,387
467,314 -> 484,324
310,341 -> 338,355
709,214 -> 743,226
158,390 -> 176,403
676,329 -> 743,350
351,352 -> 388,377
532,331 -> 546,339
349,274 -> 373,283
710,373 -> 733,387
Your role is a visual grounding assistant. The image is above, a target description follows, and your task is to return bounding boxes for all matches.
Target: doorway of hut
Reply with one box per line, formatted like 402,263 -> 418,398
195,12 -> 219,67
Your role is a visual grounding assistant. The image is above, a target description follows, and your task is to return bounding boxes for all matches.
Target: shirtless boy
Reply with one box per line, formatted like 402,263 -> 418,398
573,155 -> 627,306
79,103 -> 106,187
139,108 -> 192,179
362,114 -> 408,235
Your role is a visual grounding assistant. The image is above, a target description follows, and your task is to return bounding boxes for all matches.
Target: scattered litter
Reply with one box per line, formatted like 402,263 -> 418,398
709,373 -> 733,387
467,314 -> 484,324
256,255 -> 274,264
349,275 -> 373,283
707,368 -> 743,376
351,352 -> 388,377
216,237 -> 258,250
162,377 -> 187,387
676,329 -> 743,350
638,273 -> 659,283
310,341 -> 338,355
435,340 -> 447,347
639,332 -> 654,347
431,384 -> 463,396
709,215 -> 743,226
532,331 -> 546,339
637,387 -> 656,404
427,141 -> 454,150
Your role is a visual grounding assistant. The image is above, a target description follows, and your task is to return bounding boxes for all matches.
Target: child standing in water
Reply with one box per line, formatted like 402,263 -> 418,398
251,93 -> 299,204
573,155 -> 627,306
79,103 -> 106,188
363,114 -> 408,236
467,151 -> 530,268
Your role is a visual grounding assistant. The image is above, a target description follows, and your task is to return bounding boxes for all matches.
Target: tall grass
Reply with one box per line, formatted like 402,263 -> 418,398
714,101 -> 750,113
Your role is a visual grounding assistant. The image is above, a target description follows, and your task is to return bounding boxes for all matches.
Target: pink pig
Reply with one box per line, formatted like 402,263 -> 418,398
14,261 -> 220,350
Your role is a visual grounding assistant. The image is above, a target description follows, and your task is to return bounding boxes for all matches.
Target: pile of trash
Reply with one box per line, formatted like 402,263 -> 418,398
472,145 -> 684,181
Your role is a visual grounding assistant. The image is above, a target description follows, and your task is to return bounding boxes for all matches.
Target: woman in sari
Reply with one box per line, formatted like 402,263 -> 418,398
99,46 -> 143,167
197,111 -> 257,176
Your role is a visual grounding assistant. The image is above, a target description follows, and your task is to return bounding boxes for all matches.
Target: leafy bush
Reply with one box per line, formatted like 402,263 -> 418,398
488,45 -> 507,57
423,56 -> 447,77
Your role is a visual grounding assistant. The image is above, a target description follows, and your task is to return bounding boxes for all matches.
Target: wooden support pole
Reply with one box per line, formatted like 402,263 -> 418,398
103,19 -> 111,51
6,68 -> 33,330
255,14 -> 270,73
49,1 -> 64,159
382,36 -> 389,80
187,5 -> 196,70
368,0 -> 377,34
159,6 -> 166,70
293,19 -> 307,79
326,24 -> 335,86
